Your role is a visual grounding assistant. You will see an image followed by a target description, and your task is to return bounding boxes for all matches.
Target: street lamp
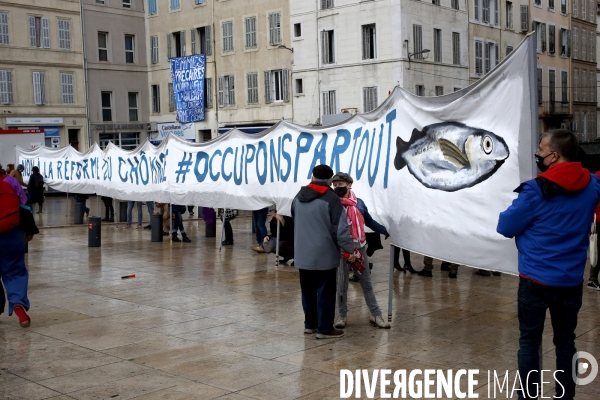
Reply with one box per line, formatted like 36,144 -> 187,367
278,44 -> 294,53
407,49 -> 430,69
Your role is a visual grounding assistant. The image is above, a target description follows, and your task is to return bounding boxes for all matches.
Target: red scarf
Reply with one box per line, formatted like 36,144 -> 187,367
340,191 -> 366,247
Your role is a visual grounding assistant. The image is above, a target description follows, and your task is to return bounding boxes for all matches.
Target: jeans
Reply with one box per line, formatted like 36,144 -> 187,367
337,246 -> 382,318
252,207 -> 269,244
423,256 -> 459,274
127,201 -> 143,226
146,201 -> 155,225
517,278 -> 582,400
172,210 -> 184,233
0,228 -> 29,315
299,268 -> 337,334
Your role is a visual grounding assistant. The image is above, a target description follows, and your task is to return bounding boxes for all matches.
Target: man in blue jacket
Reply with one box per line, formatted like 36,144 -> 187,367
497,130 -> 600,400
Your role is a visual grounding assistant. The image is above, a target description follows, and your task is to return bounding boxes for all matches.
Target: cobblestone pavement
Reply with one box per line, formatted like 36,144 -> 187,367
1,197 -> 599,399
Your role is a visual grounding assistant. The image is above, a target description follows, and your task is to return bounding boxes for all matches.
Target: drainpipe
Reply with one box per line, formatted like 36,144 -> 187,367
212,0 -> 219,137
80,0 -> 92,148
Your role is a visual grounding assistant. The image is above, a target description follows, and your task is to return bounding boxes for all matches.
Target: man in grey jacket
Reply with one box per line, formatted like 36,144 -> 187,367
292,164 -> 355,339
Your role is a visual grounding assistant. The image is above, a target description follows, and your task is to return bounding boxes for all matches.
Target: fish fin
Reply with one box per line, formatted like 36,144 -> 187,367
439,139 -> 469,168
394,129 -> 425,170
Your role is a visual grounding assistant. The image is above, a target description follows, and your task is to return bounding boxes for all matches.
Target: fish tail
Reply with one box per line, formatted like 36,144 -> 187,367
394,128 -> 423,170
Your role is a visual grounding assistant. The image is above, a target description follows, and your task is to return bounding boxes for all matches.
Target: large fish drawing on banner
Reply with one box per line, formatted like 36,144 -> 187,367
394,122 -> 510,192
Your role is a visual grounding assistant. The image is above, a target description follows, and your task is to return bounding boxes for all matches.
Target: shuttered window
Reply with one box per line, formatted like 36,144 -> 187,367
61,73 -> 74,104
218,75 -> 235,107
435,86 -> 444,96
29,16 -> 50,48
264,70 -> 289,103
192,26 -> 211,55
151,85 -> 160,113
170,0 -> 180,10
321,0 -> 334,9
582,0 -> 586,19
581,29 -> 587,61
363,87 -> 378,112
321,30 -> 335,64
362,24 -> 376,60
168,83 -> 175,112
413,25 -> 422,59
520,6 -> 528,32
58,19 -> 71,50
148,0 -> 157,15
573,27 -> 578,58
222,21 -> 233,52
204,78 -> 212,109
452,32 -> 460,65
150,35 -> 158,64
482,0 -> 490,23
433,29 -> 442,63
582,70 -> 587,101
322,90 -> 336,115
475,40 -> 483,75
245,17 -> 256,48
561,71 -> 568,103
549,25 -> 555,55
0,70 -> 13,104
537,67 -> 543,104
247,72 -> 259,104
590,32 -> 594,61
451,0 -> 459,10
269,12 -> 281,45
549,70 -> 555,104
475,0 -> 479,20
32,71 -> 46,105
0,13 -> 9,45
574,69 -> 579,101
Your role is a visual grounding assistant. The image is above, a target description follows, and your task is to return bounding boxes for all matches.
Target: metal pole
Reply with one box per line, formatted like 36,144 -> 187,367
66,190 -> 69,218
113,198 -> 116,227
388,245 -> 394,323
219,209 -> 226,252
96,195 -> 99,217
275,218 -> 280,268
169,204 -> 172,242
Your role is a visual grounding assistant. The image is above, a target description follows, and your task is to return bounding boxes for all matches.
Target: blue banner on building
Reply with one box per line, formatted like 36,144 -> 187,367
170,55 -> 205,123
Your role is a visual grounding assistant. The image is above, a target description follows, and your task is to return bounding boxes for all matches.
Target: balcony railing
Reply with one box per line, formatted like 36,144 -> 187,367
540,100 -> 570,115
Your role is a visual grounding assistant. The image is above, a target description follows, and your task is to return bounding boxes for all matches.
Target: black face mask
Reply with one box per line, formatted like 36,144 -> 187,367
535,152 -> 554,172
334,186 -> 348,197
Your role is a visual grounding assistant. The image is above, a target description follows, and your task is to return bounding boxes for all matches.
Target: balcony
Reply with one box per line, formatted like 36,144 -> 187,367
540,101 -> 570,115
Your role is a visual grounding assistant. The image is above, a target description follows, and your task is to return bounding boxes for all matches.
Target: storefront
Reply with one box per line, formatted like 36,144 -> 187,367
5,117 -> 86,150
149,122 -> 196,145
92,123 -> 146,150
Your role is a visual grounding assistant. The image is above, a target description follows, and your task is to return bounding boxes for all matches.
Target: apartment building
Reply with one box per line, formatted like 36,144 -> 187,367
290,0 -> 469,127
0,0 -> 87,150
571,0 -> 597,141
145,0 -> 292,140
83,0 -> 149,150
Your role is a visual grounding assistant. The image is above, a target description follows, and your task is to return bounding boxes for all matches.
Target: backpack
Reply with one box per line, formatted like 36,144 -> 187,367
0,176 -> 20,233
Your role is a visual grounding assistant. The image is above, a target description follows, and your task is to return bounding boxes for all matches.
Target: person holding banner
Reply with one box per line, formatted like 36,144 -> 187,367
331,172 -> 390,329
292,165 -> 355,339
497,130 -> 600,400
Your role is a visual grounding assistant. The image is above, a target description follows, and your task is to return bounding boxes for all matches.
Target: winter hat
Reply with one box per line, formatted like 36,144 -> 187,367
312,164 -> 334,180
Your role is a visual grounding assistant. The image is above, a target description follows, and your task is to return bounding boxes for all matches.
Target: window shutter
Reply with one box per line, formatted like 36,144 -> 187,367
167,33 -> 172,59
322,92 -> 328,115
40,72 -> 46,104
222,22 -> 227,51
268,13 -> 274,45
33,72 -> 40,104
228,75 -> 235,106
7,70 -> 13,104
191,28 -> 196,55
495,44 -> 499,66
282,69 -> 289,102
218,76 -> 224,106
475,41 -> 482,74
549,25 -> 555,54
0,70 -> 7,104
29,16 -> 37,47
541,24 -> 546,52
247,73 -> 252,104
0,13 -> 9,45
494,0 -> 498,24
42,17 -> 50,48
475,0 -> 479,20
264,71 -> 272,104
520,6 -> 528,32
321,31 -> 329,63
275,13 -> 281,45
205,78 -> 212,108
58,20 -> 64,49
362,26 -> 369,59
180,30 -> 186,56
205,25 -> 212,55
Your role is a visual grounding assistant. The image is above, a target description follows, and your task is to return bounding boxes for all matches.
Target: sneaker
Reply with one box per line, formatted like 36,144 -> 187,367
13,305 -> 30,328
475,269 -> 492,277
448,272 -> 458,279
124,224 -> 131,228
349,275 -> 360,283
316,329 -> 344,339
440,262 -> 450,271
334,316 -> 347,329
369,315 -> 390,329
417,269 -> 433,277
304,328 -> 317,334
252,245 -> 266,253
143,224 -> 151,230
136,224 -> 143,229
587,280 -> 600,291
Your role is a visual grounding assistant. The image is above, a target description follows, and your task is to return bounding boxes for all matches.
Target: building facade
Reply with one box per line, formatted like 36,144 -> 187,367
0,0 -> 87,150
83,0 -> 150,150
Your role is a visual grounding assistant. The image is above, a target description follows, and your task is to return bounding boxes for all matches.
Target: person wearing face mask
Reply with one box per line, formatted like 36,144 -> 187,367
331,172 -> 391,329
497,130 -> 600,400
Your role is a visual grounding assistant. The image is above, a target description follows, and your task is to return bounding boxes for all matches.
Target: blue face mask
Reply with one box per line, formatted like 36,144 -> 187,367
334,186 -> 348,197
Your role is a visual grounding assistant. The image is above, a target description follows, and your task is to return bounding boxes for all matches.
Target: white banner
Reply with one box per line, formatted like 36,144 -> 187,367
16,35 -> 538,273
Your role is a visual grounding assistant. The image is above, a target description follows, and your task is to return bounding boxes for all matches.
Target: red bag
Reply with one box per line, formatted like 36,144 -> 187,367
0,176 -> 20,233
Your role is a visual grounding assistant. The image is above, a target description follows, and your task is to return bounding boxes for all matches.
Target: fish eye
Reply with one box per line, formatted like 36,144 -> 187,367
482,135 -> 493,155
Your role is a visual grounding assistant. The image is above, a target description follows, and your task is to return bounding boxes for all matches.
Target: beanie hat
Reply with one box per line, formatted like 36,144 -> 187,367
312,164 -> 334,180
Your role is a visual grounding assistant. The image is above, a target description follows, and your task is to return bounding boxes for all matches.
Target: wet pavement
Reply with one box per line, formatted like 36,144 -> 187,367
1,197 -> 599,399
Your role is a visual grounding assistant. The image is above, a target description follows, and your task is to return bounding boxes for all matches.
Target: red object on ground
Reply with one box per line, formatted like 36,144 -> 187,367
13,305 -> 30,328
121,274 -> 136,279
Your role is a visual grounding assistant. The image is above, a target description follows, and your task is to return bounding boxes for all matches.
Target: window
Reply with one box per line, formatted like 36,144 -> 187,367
560,28 -> 570,57
413,25 -> 423,59
150,35 -> 158,63
269,12 -> 282,45
561,0 -> 567,13
321,0 -> 334,9
99,133 -> 140,151
590,33 -> 594,61
0,70 -> 13,104
195,0 -> 206,4
433,29 -> 442,63
485,42 -> 498,73
520,5 -> 529,32
58,19 -> 71,50
61,73 -> 74,104
582,0 -> 586,19
294,23 -> 302,38
168,82 -> 175,112
561,71 -> 568,103
222,21 -> 233,52
415,85 -> 425,96
581,29 -> 587,61
191,26 -> 211,55
573,27 -> 578,58
245,17 -> 257,49
218,75 -> 235,107
573,0 -> 578,16
549,70 -> 556,105
432,0 -> 440,6
549,0 -> 554,10
534,22 -> 546,53
475,0 -> 480,20
537,67 -> 543,104
363,87 -> 378,112
506,45 -> 514,55
171,0 -> 180,10
125,34 -> 135,63
151,84 -> 160,113
591,0 -> 595,22
204,77 -> 212,108
452,33 -> 460,65
582,70 -> 587,101
475,40 -> 483,75
168,31 -> 185,58
506,2 -> 513,29
451,0 -> 459,10
493,0 -> 498,24
123,0 -> 131,8
321,30 -> 335,64
435,86 -> 444,96
247,72 -> 259,105
148,0 -> 157,15
483,0 -> 490,22
32,71 -> 46,105
549,25 -> 555,55
98,31 -> 108,61
29,16 -> 50,48
574,69 -> 579,101
101,91 -> 112,120
322,90 -> 336,115
0,13 -> 8,45
362,24 -> 376,60
264,69 -> 289,103
97,0 -> 105,3
534,0 -> 541,5
454,87 -> 461,92
128,92 -> 138,121
295,78 -> 303,94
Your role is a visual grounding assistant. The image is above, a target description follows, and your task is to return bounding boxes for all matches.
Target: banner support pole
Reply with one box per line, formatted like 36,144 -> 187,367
66,190 -> 69,218
169,204 -> 172,242
388,245 -> 394,323
219,209 -> 226,252
275,218 -> 280,269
